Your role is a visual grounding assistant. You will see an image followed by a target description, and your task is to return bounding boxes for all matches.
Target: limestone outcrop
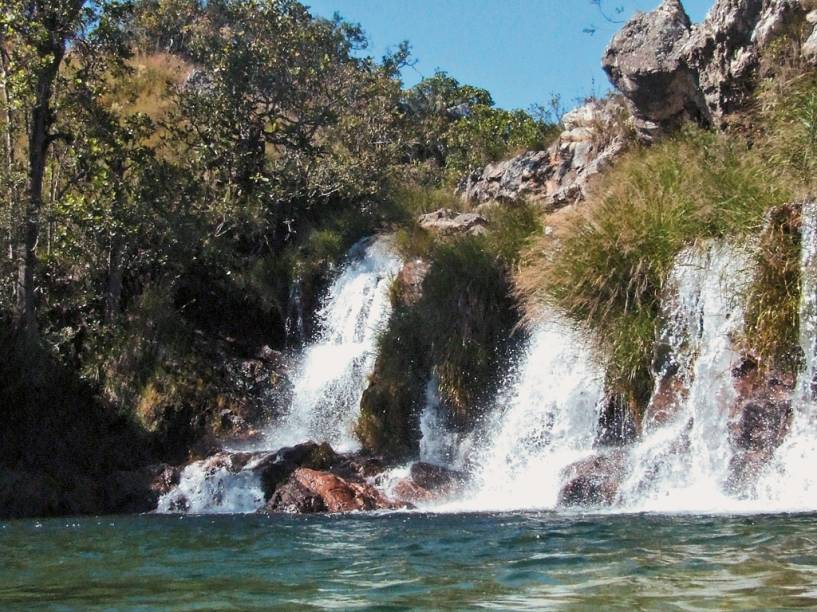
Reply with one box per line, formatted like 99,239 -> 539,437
457,96 -> 630,207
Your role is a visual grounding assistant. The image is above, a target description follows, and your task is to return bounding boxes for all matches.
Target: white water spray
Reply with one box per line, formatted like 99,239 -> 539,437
261,237 -> 400,453
618,243 -> 752,512
444,315 -> 605,512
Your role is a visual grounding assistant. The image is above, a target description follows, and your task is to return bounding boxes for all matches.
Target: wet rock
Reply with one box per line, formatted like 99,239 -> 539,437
458,97 -> 629,207
417,209 -> 489,236
391,478 -> 436,504
727,356 -> 795,492
254,442 -> 339,499
266,468 -> 403,513
266,477 -> 327,513
409,462 -> 465,491
558,451 -> 626,507
390,462 -> 467,505
595,393 -> 639,446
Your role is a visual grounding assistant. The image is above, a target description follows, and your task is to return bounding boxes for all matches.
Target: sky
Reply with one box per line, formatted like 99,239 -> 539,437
304,0 -> 715,111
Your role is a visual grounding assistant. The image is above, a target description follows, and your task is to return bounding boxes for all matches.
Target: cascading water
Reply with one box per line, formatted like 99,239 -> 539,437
617,243 -> 752,512
157,237 -> 400,514
261,237 -> 401,453
442,315 -> 605,512
754,201 -> 817,510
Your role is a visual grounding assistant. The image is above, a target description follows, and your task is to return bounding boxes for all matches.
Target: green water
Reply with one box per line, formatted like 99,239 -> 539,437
3,512 -> 817,610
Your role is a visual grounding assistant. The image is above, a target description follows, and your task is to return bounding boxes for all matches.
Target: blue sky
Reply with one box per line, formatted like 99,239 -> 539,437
305,0 -> 715,111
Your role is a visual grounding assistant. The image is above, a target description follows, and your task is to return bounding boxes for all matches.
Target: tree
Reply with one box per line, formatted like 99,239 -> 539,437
2,1 -> 88,335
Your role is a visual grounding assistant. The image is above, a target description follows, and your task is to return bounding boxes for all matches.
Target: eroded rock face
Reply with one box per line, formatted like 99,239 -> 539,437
603,0 -> 710,136
417,209 -> 488,236
458,97 -> 630,207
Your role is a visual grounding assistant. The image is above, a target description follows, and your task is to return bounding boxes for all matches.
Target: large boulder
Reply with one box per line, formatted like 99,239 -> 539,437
683,0 -> 805,121
266,468 -> 405,513
605,0 -> 809,133
253,441 -> 339,498
603,0 -> 710,136
458,97 -> 630,207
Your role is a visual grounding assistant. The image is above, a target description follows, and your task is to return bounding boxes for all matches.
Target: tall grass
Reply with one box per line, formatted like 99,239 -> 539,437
519,127 -> 792,406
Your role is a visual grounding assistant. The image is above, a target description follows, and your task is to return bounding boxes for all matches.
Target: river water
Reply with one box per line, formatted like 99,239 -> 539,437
3,511 -> 817,609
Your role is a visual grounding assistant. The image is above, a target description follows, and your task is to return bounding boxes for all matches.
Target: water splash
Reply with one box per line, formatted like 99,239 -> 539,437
617,243 -> 752,512
262,237 -> 401,453
157,454 -> 266,514
443,315 -> 605,512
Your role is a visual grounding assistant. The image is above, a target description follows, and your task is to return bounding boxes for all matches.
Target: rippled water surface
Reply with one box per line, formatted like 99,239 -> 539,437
3,512 -> 817,609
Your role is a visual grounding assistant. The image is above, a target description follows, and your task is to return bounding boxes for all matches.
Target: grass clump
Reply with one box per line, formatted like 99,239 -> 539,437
519,127 -> 791,409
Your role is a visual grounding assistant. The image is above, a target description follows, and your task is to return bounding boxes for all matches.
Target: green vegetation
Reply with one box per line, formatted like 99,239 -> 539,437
358,202 -> 540,458
0,0 -> 556,489
519,72 -> 817,411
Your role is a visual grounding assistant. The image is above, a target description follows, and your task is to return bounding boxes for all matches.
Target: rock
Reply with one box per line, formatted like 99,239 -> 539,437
390,478 -> 436,504
558,451 -> 626,507
395,259 -> 431,307
683,0 -> 805,122
605,0 -> 808,132
417,209 -> 489,236
458,97 -> 629,207
409,462 -> 465,491
253,441 -> 339,499
390,462 -> 466,505
266,477 -> 328,513
265,468 -> 404,513
603,0 -> 710,137
803,17 -> 817,64
726,356 -> 795,492
103,464 -> 180,514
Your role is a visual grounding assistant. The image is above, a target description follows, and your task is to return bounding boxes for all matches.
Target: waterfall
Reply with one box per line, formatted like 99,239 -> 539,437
754,201 -> 817,510
444,316 -> 605,511
261,237 -> 401,453
157,237 -> 399,515
618,243 -> 752,512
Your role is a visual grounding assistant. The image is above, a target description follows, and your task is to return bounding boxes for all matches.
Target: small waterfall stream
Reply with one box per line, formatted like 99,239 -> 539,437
158,237 -> 400,513
441,316 -> 605,512
754,201 -> 817,510
261,237 -> 401,453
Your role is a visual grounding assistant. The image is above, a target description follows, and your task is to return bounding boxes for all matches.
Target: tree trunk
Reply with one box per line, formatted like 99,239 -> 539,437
105,233 -> 124,324
0,47 -> 14,265
15,58 -> 61,334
